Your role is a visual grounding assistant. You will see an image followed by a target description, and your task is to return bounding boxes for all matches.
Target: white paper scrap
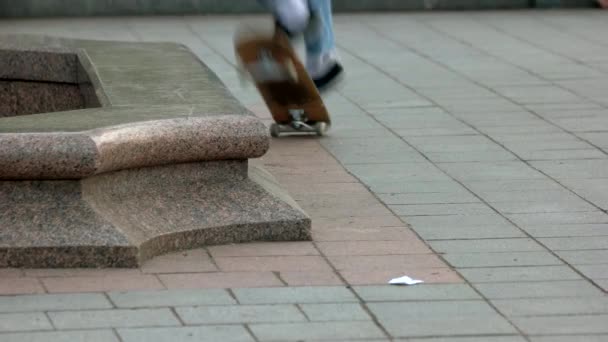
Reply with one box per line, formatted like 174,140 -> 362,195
388,275 -> 424,285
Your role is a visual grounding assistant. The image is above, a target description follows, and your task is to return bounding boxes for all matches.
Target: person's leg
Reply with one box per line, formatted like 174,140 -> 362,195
257,0 -> 310,36
304,0 -> 343,91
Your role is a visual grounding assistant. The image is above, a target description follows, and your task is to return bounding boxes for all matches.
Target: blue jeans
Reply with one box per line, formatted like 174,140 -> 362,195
257,0 -> 335,59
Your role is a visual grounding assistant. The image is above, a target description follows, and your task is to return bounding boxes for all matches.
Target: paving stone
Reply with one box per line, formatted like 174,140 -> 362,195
48,308 -> 180,329
427,150 -> 518,162
492,200 -> 597,214
0,312 -> 52,332
0,278 -> 45,295
523,224 -> 608,237
0,330 -> 119,342
118,326 -> 254,342
354,284 -> 480,301
390,203 -> 494,216
444,251 -> 562,268
539,236 -> 608,251
249,321 -> 385,341
430,238 -> 544,253
465,179 -> 564,192
329,254 -> 446,271
233,287 -> 357,304
159,272 -> 283,289
407,337 -> 525,342
299,303 -> 371,321
208,242 -> 318,257
108,289 -> 236,308
438,161 -> 545,181
368,300 -> 496,319
575,264 -> 608,279
340,267 -> 462,285
279,271 -> 345,286
214,256 -> 333,272
378,192 -> 480,205
404,214 -> 512,228
0,293 -> 112,313
370,181 -> 467,194
513,315 -> 608,335
414,225 -> 526,240
316,240 -> 432,256
140,249 -> 217,274
175,304 -> 304,324
42,274 -> 164,293
378,314 -> 517,338
492,297 -> 608,316
556,250 -> 608,265
508,212 -> 608,225
529,335 -> 608,342
474,280 -> 604,299
458,265 -> 582,283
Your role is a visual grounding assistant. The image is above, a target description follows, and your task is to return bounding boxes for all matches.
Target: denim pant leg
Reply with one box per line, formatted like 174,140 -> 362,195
304,0 -> 335,58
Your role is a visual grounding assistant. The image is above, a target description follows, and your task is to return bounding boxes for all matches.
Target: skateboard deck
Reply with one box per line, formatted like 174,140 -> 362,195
234,26 -> 331,137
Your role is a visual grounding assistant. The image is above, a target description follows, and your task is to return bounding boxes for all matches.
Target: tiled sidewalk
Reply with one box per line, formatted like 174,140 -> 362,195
2,10 -> 608,341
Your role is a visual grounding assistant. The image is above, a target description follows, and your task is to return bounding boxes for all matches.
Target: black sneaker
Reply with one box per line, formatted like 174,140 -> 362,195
313,62 -> 344,93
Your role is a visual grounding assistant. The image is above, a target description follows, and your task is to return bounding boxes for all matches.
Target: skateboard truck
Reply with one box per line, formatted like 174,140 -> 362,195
269,109 -> 329,137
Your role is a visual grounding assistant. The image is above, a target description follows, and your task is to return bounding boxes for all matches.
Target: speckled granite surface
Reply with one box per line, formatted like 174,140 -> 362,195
0,35 -> 310,267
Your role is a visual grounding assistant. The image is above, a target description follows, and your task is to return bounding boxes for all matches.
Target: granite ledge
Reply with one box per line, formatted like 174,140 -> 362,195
0,115 -> 269,180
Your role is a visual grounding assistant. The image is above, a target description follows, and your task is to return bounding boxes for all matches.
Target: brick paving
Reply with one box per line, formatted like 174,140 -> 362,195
1,10 -> 608,341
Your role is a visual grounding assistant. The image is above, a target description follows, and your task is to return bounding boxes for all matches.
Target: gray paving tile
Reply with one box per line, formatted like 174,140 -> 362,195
529,336 -> 608,342
118,326 -> 254,342
390,203 -> 494,216
458,265 -> 582,283
576,264 -> 608,279
556,250 -> 608,265
249,321 -> 385,341
354,284 -> 480,302
378,314 -> 517,338
492,297 -> 608,316
0,293 -> 112,313
371,181 -> 466,194
404,214 -> 512,228
522,224 -> 608,237
465,179 -> 564,192
491,200 -> 597,214
430,238 -> 544,253
513,314 -> 608,335
0,330 -> 119,342
531,159 -> 608,179
474,280 -> 604,299
299,303 -> 371,322
378,191 -> 480,205
506,211 -> 608,226
109,289 -> 236,308
175,305 -> 304,324
406,337 -> 525,342
477,189 -> 579,203
368,301 -> 495,319
444,251 -> 562,268
49,308 -> 180,329
414,225 -> 526,240
232,287 -> 357,304
439,161 -> 545,181
427,150 -> 518,162
539,236 -> 608,251
518,149 -> 606,161
0,313 -> 52,332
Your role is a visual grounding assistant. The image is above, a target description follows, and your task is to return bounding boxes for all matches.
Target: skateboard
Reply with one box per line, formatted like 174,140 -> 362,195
234,26 -> 331,137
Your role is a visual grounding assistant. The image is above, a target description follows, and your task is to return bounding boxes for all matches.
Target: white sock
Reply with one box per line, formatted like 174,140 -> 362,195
274,0 -> 310,34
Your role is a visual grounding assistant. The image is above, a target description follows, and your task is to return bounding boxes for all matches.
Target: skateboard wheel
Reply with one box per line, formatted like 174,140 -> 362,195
270,123 -> 281,137
314,122 -> 328,136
